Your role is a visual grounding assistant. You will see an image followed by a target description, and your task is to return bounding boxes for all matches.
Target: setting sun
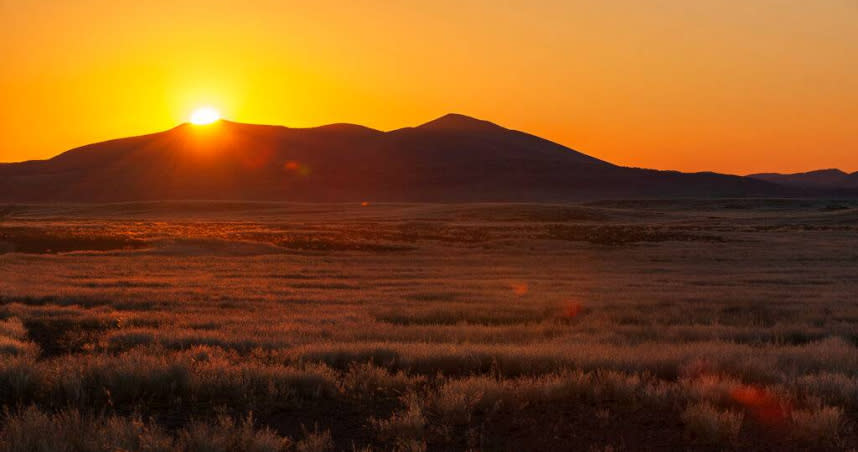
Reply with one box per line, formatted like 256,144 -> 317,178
189,107 -> 221,125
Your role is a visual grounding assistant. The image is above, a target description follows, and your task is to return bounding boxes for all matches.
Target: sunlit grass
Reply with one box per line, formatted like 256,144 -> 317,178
0,201 -> 856,450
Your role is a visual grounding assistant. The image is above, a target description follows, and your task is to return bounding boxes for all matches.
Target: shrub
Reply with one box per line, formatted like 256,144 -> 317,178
179,414 -> 291,452
0,407 -> 173,452
0,318 -> 27,340
192,361 -> 340,407
342,362 -> 424,398
45,352 -> 192,408
789,405 -> 842,446
427,377 -> 507,426
0,318 -> 38,358
795,373 -> 858,407
0,408 -> 293,452
0,337 -> 39,357
106,329 -> 157,351
0,357 -> 40,406
295,426 -> 334,452
681,402 -> 743,445
372,392 -> 427,448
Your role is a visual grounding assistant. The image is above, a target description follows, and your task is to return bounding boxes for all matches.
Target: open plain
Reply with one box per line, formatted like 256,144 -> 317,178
1,200 -> 857,451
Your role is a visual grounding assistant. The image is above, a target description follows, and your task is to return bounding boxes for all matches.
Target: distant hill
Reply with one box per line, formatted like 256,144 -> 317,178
748,169 -> 858,190
0,114 -> 796,202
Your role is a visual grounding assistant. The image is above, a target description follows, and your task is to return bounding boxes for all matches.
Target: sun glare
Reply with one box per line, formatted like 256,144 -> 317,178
190,107 -> 221,125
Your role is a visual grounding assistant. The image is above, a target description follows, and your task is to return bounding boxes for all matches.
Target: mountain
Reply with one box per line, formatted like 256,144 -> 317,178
748,169 -> 858,190
0,114 -> 793,202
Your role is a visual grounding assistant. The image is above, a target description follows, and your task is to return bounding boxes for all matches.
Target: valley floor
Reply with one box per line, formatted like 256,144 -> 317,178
1,200 -> 857,451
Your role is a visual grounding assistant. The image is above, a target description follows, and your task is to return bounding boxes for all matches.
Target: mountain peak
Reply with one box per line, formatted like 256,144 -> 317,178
416,113 -> 504,132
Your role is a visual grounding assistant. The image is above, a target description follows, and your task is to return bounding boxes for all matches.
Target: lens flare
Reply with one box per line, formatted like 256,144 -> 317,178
511,282 -> 528,296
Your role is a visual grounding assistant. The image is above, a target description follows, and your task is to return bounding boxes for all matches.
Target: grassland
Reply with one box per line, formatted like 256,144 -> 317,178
1,200 -> 857,451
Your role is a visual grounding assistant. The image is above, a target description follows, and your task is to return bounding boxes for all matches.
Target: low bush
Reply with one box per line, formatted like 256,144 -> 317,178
681,402 -> 743,445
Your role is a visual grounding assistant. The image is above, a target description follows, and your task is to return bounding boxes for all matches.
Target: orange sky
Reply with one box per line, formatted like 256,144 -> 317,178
2,0 -> 857,174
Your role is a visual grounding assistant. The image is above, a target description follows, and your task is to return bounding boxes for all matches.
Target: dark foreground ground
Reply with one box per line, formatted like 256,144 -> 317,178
1,200 -> 857,451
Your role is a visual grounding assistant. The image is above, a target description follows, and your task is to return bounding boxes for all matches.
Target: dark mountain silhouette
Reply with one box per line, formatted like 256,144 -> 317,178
0,114 -> 795,202
748,169 -> 858,190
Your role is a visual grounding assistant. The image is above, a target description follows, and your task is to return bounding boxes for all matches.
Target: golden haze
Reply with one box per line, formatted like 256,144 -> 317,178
1,0 -> 857,173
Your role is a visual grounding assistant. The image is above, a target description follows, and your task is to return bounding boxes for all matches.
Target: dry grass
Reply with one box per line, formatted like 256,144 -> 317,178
1,201 -> 857,451
790,405 -> 843,446
0,407 -> 333,452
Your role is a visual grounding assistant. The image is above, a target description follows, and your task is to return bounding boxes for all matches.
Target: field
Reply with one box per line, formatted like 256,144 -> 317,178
1,200 -> 857,451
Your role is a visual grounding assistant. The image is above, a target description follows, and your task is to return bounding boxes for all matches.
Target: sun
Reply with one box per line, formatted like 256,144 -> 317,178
189,107 -> 221,125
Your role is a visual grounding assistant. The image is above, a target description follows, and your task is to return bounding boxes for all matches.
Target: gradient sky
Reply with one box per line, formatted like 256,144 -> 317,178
2,0 -> 857,174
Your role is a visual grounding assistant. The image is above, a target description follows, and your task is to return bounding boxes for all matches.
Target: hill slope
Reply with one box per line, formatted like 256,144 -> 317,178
749,169 -> 858,190
0,114 -> 787,202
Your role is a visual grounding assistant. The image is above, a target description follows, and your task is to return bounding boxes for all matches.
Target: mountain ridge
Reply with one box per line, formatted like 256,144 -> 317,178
748,169 -> 858,190
0,114 -> 820,202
